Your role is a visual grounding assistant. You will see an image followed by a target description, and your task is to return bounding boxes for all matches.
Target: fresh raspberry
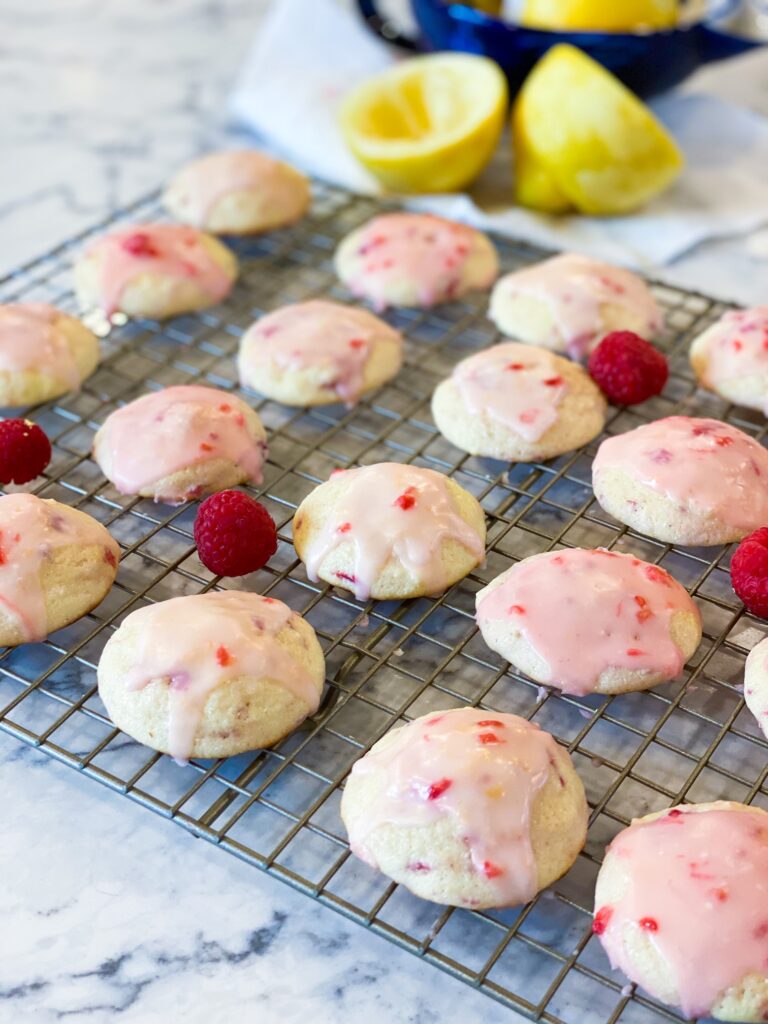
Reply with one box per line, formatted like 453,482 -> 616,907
731,528 -> 768,618
0,419 -> 52,484
588,331 -> 668,405
193,490 -> 277,577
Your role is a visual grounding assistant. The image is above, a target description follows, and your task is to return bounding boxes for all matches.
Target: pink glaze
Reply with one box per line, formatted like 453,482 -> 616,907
744,637 -> 768,738
593,416 -> 768,532
343,213 -> 493,310
96,385 -> 266,500
696,307 -> 768,405
0,303 -> 81,392
451,342 -> 569,443
475,549 -> 699,696
121,591 -> 321,762
596,806 -> 768,1018
0,493 -> 118,642
86,224 -> 234,316
302,463 -> 485,600
170,150 -> 305,225
239,299 -> 402,404
345,707 -> 567,907
494,253 -> 662,358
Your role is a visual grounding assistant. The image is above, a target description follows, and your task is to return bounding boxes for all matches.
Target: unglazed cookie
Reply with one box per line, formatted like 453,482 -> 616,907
293,462 -> 486,600
0,493 -> 119,646
594,802 -> 768,1022
489,253 -> 662,359
476,549 -> 701,696
592,417 -> 768,546
690,307 -> 768,414
238,300 -> 403,407
341,707 -> 587,909
74,224 -> 237,319
334,212 -> 498,310
98,591 -> 324,761
163,150 -> 310,235
93,385 -> 267,504
431,342 -> 606,462
0,303 -> 99,407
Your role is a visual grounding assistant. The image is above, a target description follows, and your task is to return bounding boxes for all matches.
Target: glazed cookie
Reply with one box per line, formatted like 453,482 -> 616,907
163,149 -> 310,235
334,212 -> 498,310
0,492 -> 119,646
489,253 -> 662,359
341,707 -> 587,909
476,548 -> 701,696
98,591 -> 325,761
592,416 -> 768,546
0,303 -> 99,406
293,462 -> 486,600
690,307 -> 768,414
93,385 -> 267,504
594,801 -> 768,1022
431,342 -> 606,462
238,299 -> 403,407
74,224 -> 237,319
744,637 -> 768,739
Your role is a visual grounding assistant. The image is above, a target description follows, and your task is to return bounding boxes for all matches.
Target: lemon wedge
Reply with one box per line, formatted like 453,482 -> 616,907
513,44 -> 684,215
339,54 -> 508,193
511,102 -> 572,214
521,0 -> 678,31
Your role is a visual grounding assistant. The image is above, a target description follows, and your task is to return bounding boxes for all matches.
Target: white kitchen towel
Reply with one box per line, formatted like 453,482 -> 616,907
230,0 -> 768,270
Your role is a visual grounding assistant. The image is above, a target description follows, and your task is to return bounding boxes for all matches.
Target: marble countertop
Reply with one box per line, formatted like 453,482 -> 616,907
3,2 -> 768,1022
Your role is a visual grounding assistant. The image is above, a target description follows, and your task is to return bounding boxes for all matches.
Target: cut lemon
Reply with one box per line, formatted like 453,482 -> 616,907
513,44 -> 684,215
511,102 -> 572,214
521,0 -> 678,31
339,54 -> 508,193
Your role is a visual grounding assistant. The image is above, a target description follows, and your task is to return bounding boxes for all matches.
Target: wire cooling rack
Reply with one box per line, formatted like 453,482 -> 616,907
1,180 -> 766,1024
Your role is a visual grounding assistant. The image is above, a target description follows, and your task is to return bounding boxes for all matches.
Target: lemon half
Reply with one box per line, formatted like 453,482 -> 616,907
522,0 -> 678,31
340,54 -> 508,193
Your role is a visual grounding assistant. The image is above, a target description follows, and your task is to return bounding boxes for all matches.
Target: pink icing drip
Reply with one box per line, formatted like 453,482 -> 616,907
303,463 -> 485,600
597,807 -> 768,1018
98,385 -> 265,497
475,549 -> 698,696
496,253 -> 662,358
87,224 -> 233,316
346,213 -> 489,310
172,150 -> 302,225
122,591 -> 321,762
0,493 -> 118,642
0,303 -> 81,391
593,416 -> 768,531
452,342 -> 569,443
697,307 -> 768,406
241,300 -> 401,404
345,707 -> 562,906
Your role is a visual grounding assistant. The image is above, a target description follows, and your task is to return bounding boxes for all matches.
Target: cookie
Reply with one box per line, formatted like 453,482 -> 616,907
293,462 -> 486,600
594,801 -> 768,1022
431,341 -> 606,462
744,637 -> 768,739
74,224 -> 237,319
0,492 -> 119,646
476,548 -> 701,696
592,416 -> 768,546
341,706 -> 587,909
97,591 -> 325,761
238,299 -> 403,407
334,212 -> 498,310
163,149 -> 310,235
690,306 -> 768,414
93,385 -> 267,504
0,303 -> 99,407
489,253 -> 662,359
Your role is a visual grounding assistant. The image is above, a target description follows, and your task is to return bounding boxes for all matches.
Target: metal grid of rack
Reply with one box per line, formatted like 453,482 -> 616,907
1,180 -> 766,1024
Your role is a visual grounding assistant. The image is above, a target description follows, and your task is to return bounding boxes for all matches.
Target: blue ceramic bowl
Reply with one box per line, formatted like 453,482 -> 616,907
355,0 -> 765,96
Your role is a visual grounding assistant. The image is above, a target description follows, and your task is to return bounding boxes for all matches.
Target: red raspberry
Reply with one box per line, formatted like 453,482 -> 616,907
0,419 -> 52,484
588,331 -> 668,405
731,528 -> 768,618
193,490 -> 277,577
